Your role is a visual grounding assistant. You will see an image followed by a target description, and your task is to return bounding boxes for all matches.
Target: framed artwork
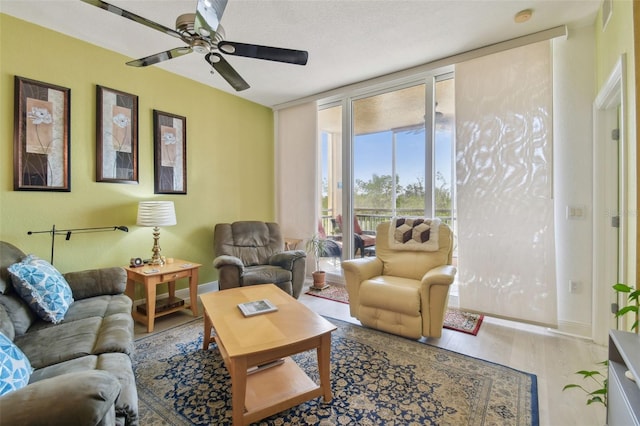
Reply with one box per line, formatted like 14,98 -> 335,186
96,85 -> 138,183
153,109 -> 187,194
13,76 -> 70,191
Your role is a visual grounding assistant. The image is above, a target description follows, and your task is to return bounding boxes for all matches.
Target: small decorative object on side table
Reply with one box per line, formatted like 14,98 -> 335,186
124,259 -> 200,332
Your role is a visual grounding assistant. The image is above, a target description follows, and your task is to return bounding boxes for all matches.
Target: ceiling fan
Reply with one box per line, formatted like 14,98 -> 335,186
80,0 -> 308,91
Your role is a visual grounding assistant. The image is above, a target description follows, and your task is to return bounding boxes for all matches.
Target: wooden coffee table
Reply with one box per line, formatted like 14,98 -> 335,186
201,284 -> 337,426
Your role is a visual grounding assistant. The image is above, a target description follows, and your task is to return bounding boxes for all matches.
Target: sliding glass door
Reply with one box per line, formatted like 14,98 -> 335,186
352,84 -> 426,233
317,72 -> 455,275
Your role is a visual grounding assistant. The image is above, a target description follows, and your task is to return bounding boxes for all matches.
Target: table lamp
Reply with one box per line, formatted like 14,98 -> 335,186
136,201 -> 177,266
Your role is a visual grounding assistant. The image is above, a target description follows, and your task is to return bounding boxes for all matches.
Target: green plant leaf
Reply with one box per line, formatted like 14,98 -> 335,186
613,283 -> 632,292
576,370 -> 603,378
587,396 -> 605,405
563,384 -> 580,390
617,305 -> 639,316
562,282 -> 639,408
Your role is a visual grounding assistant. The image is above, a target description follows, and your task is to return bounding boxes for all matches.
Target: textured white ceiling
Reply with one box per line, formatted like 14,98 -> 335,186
1,0 -> 600,107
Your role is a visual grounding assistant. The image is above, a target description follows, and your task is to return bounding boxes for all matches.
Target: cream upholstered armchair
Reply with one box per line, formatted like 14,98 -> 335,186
213,221 -> 307,298
342,219 -> 457,339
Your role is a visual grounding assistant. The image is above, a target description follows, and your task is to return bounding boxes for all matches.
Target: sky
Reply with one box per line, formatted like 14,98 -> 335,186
322,128 -> 454,195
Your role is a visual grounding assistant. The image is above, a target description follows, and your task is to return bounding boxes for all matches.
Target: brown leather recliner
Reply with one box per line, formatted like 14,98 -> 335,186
213,221 -> 307,298
342,220 -> 457,339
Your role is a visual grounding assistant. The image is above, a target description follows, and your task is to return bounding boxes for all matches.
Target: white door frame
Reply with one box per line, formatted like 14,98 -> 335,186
592,54 -> 627,345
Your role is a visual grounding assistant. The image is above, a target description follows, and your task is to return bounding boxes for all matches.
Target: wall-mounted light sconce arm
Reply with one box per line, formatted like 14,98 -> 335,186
27,224 -> 129,264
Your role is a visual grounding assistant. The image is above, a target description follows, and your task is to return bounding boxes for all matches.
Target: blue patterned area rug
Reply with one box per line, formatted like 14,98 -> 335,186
134,318 -> 538,425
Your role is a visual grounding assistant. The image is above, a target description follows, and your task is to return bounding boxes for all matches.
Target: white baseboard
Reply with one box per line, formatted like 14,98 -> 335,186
551,319 -> 593,340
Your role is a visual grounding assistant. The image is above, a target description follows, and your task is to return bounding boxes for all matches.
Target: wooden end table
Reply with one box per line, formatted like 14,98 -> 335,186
284,237 -> 303,250
125,259 -> 201,332
201,284 -> 336,425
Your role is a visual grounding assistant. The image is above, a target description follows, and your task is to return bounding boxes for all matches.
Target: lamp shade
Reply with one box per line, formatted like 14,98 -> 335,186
136,201 -> 177,227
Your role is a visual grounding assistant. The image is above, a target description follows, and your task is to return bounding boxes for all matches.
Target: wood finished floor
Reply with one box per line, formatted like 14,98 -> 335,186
135,285 -> 607,426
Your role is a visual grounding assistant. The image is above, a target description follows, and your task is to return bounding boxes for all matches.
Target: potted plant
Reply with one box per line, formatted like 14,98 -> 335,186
305,234 -> 328,289
563,283 -> 639,406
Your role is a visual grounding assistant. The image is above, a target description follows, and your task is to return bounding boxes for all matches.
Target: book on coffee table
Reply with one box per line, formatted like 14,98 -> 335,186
238,299 -> 278,317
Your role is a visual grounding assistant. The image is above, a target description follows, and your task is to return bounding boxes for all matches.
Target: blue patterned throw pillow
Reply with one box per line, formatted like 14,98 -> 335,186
8,255 -> 74,324
0,332 -> 32,396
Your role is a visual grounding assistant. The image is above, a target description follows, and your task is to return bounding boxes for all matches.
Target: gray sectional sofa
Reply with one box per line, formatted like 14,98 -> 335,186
0,241 -> 138,425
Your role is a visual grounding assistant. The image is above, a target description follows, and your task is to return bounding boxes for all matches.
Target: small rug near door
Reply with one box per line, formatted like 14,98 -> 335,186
134,318 -> 538,425
305,285 -> 484,335
305,284 -> 349,304
443,309 -> 484,335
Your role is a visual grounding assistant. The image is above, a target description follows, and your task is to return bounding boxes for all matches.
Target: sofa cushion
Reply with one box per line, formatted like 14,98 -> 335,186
0,292 -> 37,336
30,353 -> 139,425
243,265 -> 292,285
65,294 -> 132,322
360,276 -> 421,315
0,304 -> 15,341
215,221 -> 284,266
26,294 -> 132,331
8,255 -> 74,324
15,313 -> 133,370
0,331 -> 32,396
14,317 -> 103,369
0,242 -> 26,295
63,267 -> 127,300
0,370 -> 121,426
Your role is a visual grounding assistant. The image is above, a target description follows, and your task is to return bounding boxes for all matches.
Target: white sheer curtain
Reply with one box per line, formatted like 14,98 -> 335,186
274,102 -> 317,247
455,41 -> 558,326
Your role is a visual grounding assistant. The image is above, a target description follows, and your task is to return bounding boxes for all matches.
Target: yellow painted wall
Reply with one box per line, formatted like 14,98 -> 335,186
595,0 -> 638,285
0,14 -> 275,293
635,0 -> 640,286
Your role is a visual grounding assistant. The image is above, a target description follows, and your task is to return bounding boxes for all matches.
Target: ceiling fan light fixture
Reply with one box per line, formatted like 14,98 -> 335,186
192,39 -> 209,54
220,43 -> 235,54
205,53 -> 221,64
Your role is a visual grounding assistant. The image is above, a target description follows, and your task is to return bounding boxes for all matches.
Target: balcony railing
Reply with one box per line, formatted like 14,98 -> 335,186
321,208 -> 454,236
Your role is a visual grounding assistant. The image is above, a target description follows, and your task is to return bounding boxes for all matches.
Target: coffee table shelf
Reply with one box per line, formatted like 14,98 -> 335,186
244,357 -> 320,421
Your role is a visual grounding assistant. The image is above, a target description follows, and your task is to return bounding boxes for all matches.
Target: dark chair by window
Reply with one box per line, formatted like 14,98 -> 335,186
335,214 -> 375,256
318,221 -> 364,258
213,221 -> 306,298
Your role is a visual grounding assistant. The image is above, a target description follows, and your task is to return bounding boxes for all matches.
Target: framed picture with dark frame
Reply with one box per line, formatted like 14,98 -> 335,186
153,109 -> 187,194
13,76 -> 71,191
96,85 -> 138,183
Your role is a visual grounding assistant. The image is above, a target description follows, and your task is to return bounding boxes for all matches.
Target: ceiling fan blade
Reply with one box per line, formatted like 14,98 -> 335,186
80,0 -> 183,39
218,41 -> 308,65
205,53 -> 250,91
127,47 -> 193,67
194,0 -> 228,38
